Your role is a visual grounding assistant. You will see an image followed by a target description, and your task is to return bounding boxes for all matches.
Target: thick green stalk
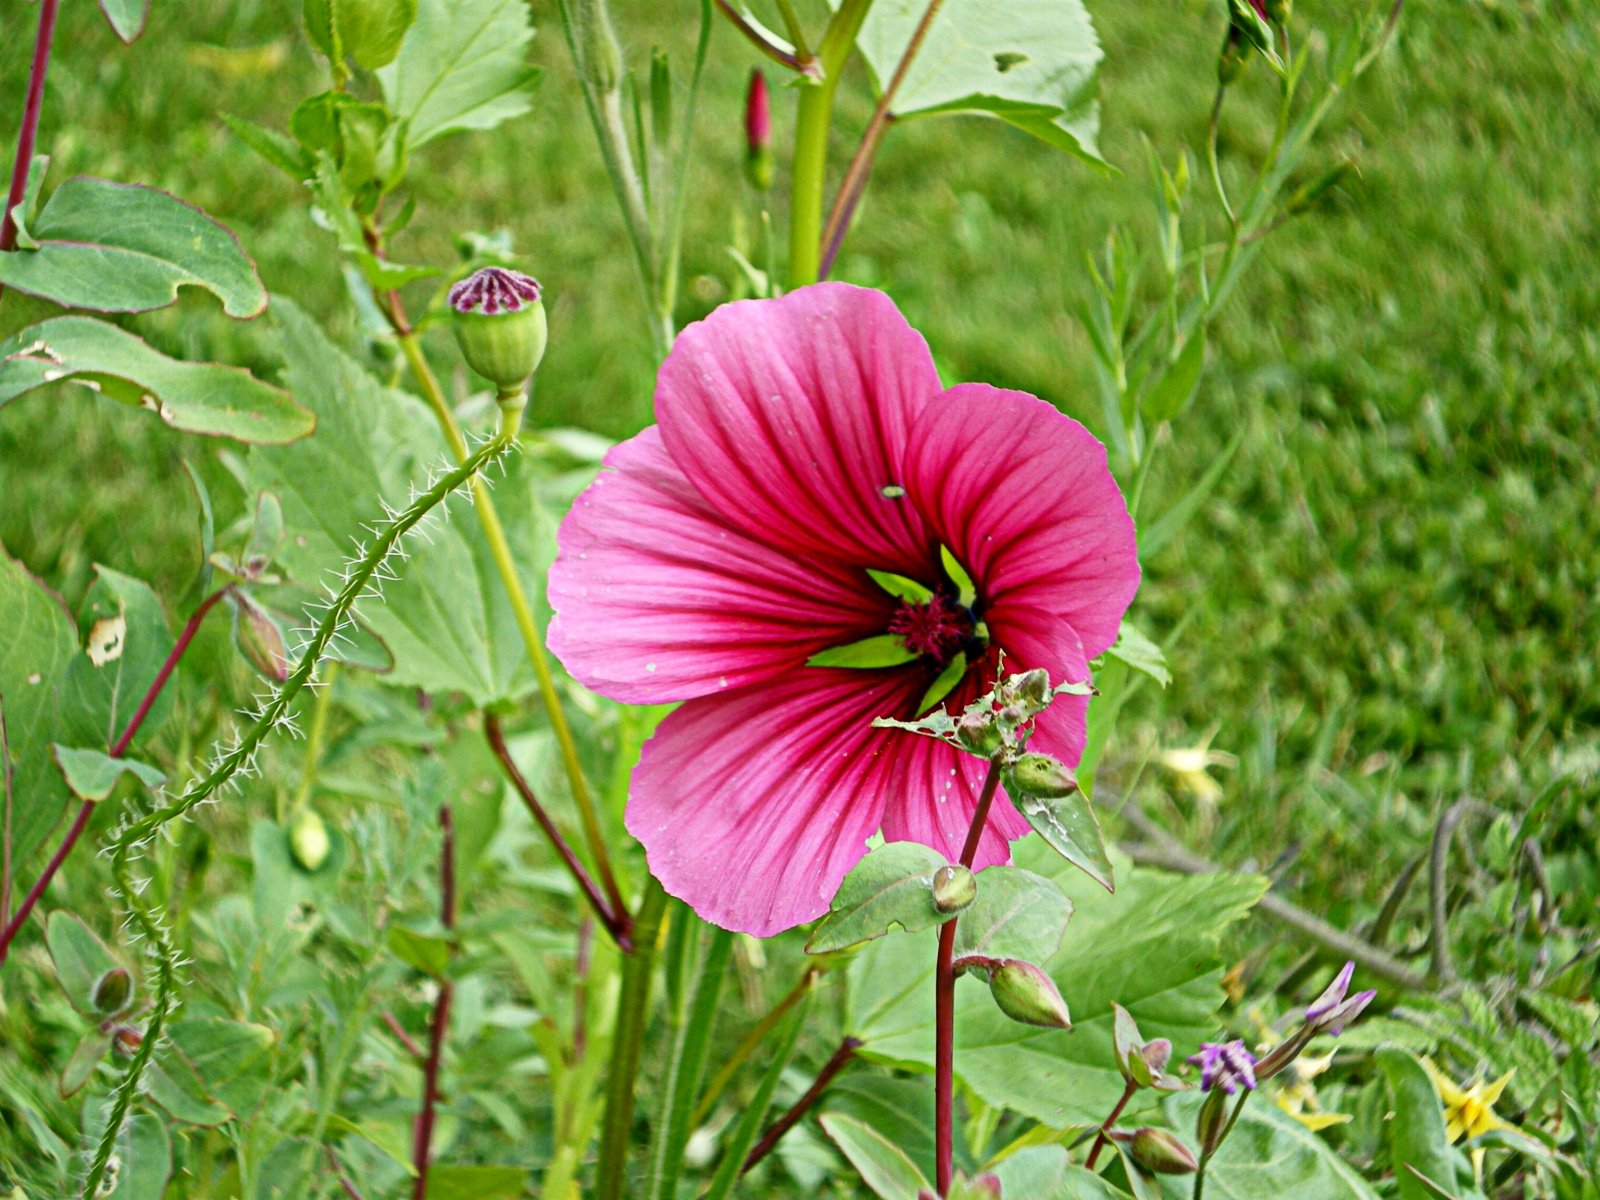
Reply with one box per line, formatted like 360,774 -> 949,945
596,878 -> 669,1200
786,0 -> 874,285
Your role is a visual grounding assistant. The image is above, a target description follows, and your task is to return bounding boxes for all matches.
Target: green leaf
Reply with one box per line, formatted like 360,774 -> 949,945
305,0 -> 418,69
919,651 -> 969,715
0,317 -> 314,444
52,746 -> 165,801
807,634 -> 919,669
166,1018 -> 276,1118
6,155 -> 49,248
377,0 -> 539,148
60,1031 -> 112,1097
1378,1048 -> 1463,1200
867,569 -> 934,603
848,846 -> 1264,1127
45,912 -> 122,1016
145,1053 -> 234,1126
807,842 -> 957,954
99,0 -> 151,43
819,1112 -> 931,1200
852,0 -> 1103,163
940,545 -> 977,607
1103,621 -> 1170,689
57,567 -> 174,751
1403,1168 -> 1465,1200
222,113 -> 314,180
1008,781 -> 1114,892
389,924 -> 451,977
1139,426 -> 1245,558
245,298 -> 551,705
821,1075 -> 937,1185
1142,329 -> 1207,424
102,1112 -> 172,1200
1161,1097 -> 1380,1199
0,177 -> 267,317
0,546 -> 77,869
423,1165 -> 527,1199
952,866 -> 1072,964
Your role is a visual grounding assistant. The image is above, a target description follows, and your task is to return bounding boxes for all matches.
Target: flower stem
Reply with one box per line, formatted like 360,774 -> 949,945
0,0 -> 58,265
596,877 -> 669,1200
818,0 -> 945,279
787,0 -> 874,286
411,804 -> 457,1200
713,0 -> 808,72
935,756 -> 1005,1196
743,1036 -> 861,1173
386,299 -> 626,928
483,713 -> 632,950
0,584 -> 229,968
1084,1079 -> 1138,1170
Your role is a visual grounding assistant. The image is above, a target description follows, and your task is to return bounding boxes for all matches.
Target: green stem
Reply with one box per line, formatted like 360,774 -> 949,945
786,0 -> 874,285
288,659 -> 338,820
596,878 -> 669,1200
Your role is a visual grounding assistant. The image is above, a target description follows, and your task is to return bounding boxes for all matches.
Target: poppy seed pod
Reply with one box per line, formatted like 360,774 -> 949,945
449,267 -> 547,399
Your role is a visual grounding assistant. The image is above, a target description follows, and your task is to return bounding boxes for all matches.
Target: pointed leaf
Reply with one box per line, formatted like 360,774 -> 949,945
99,0 -> 151,42
1379,1048 -> 1463,1200
0,177 -> 267,316
952,866 -> 1071,963
60,1032 -> 112,1097
808,634 -> 919,669
819,1112 -> 931,1200
867,569 -> 933,604
1142,328 -> 1207,423
1103,621 -> 1169,688
53,746 -> 165,801
58,567 -> 174,750
918,651 -> 969,715
1010,783 -> 1115,892
807,842 -> 957,954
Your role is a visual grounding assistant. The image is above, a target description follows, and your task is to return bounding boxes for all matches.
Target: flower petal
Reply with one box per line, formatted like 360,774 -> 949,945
549,427 -> 892,704
656,283 -> 940,575
878,721 -> 1031,869
627,667 -> 928,935
904,384 -> 1140,660
990,607 -> 1092,767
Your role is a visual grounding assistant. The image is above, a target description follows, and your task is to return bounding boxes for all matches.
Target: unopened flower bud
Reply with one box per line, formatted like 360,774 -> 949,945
1127,1128 -> 1199,1175
111,1025 -> 143,1057
1265,0 -> 1290,23
987,960 -> 1071,1029
1005,753 -> 1078,800
235,593 -> 290,682
1218,27 -> 1248,85
956,709 -> 1003,756
290,807 -> 331,872
1303,960 -> 1375,1035
92,967 -> 133,1015
449,267 -> 547,399
744,69 -> 775,192
1195,1087 -> 1229,1155
967,1174 -> 1002,1198
1010,668 -> 1051,712
1142,1038 -> 1174,1074
931,864 -> 976,914
571,0 -> 623,94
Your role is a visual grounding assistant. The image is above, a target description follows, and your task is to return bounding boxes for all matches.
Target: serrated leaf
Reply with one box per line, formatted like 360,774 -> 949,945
0,317 -> 314,444
45,912 -> 121,1015
851,0 -> 1103,162
808,634 -> 919,669
305,0 -> 418,69
377,0 -> 539,148
1009,783 -> 1114,892
951,866 -> 1072,964
848,846 -> 1265,1126
1103,621 -> 1169,688
819,1112 -> 931,1200
57,567 -> 174,751
100,0 -> 151,42
52,746 -> 165,801
1142,328 -> 1206,423
807,842 -> 956,954
222,113 -> 314,180
0,545 -> 77,868
0,177 -> 267,317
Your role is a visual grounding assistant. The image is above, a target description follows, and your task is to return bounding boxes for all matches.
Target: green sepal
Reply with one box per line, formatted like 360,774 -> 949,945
918,651 -> 968,714
866,569 -> 933,604
808,634 -> 919,670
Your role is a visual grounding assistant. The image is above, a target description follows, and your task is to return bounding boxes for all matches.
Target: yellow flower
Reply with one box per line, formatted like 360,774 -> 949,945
1250,1013 -> 1353,1132
1421,1059 -> 1516,1143
1155,726 -> 1237,803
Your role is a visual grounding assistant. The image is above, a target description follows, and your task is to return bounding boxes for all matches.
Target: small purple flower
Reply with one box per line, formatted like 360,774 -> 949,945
1305,961 -> 1377,1035
1188,1040 -> 1259,1094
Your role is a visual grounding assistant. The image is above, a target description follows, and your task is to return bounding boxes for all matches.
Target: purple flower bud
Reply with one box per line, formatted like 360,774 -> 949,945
1187,1039 -> 1258,1094
1305,961 -> 1375,1035
1142,1038 -> 1174,1074
744,70 -> 775,191
1305,962 -> 1355,1023
1316,988 -> 1377,1036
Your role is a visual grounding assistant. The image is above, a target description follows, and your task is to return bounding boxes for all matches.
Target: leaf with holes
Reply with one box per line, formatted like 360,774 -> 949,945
0,177 -> 267,316
57,567 -> 174,753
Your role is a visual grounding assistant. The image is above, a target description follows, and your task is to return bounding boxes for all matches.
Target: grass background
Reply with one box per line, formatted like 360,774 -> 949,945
1,0 -> 1596,1038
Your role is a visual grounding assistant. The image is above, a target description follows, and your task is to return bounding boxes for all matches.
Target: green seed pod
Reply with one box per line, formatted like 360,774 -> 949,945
1195,1087 -> 1230,1155
92,967 -> 133,1015
931,863 -> 977,914
571,0 -> 623,94
1005,753 -> 1079,799
290,807 -> 331,873
1127,1128 -> 1199,1175
955,709 -> 1003,756
987,959 -> 1072,1029
449,267 -> 548,398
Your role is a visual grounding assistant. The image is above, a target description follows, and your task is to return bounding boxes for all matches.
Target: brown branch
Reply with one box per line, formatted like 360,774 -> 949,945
743,1037 -> 861,1173
411,805 -> 457,1200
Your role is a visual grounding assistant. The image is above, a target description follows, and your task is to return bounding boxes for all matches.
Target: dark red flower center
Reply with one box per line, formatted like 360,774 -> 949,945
888,593 -> 973,665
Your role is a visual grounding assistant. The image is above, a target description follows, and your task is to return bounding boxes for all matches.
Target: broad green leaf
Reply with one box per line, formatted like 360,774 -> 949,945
146,1053 -> 234,1126
848,844 -> 1264,1127
1403,1168 -> 1465,1200
807,842 -> 957,954
1009,780 -> 1114,892
1142,329 -> 1207,423
245,298 -> 550,705
989,1147 -> 1137,1200
377,0 -> 539,148
952,866 -> 1072,964
60,1031 -> 112,1097
852,0 -> 1103,162
0,177 -> 267,317
821,1075 -> 937,1186
807,634 -> 919,669
53,746 -> 165,801
389,924 -> 451,977
99,0 -> 151,43
58,567 -> 175,751
0,317 -> 314,444
1377,1048 -> 1466,1200
166,1018 -> 276,1118
1158,1098 -> 1380,1200
0,545 -> 77,868
305,0 -> 418,69
45,912 -> 122,1015
423,1165 -> 527,1199
819,1112 -> 931,1200
1105,621 -> 1170,689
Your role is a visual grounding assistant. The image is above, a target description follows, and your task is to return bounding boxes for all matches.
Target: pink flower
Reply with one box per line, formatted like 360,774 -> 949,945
548,284 -> 1139,935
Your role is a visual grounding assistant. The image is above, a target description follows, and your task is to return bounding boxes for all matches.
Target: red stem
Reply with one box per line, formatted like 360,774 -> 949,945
412,804 -> 456,1200
1084,1079 -> 1138,1170
0,586 -> 230,967
573,917 -> 594,1062
382,1009 -> 426,1062
743,1036 -> 861,1173
935,756 -> 1004,1196
484,714 -> 632,951
0,0 -> 59,260
712,0 -> 809,73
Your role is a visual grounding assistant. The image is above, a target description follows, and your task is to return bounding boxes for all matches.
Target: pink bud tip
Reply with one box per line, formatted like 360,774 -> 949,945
449,267 -> 541,316
745,69 -> 771,152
